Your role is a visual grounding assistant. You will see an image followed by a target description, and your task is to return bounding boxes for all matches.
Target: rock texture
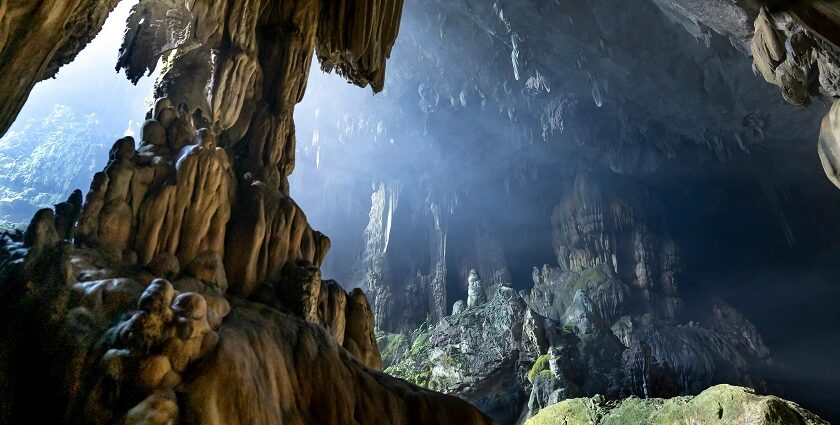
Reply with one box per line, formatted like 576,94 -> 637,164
526,384 -> 829,425
382,173 -> 773,424
383,285 -> 531,425
0,0 -> 495,423
353,184 -> 451,333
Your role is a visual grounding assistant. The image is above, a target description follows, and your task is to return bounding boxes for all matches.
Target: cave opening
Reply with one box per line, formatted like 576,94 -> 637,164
1,1 -> 840,424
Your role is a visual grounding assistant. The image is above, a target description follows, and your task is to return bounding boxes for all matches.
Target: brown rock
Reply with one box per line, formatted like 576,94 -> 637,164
24,208 -> 60,249
186,251 -> 227,292
98,200 -> 132,250
344,288 -> 383,370
147,253 -> 181,280
141,120 -> 167,146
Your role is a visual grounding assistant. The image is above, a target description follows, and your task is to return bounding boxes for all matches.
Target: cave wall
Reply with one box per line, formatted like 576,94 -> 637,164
0,0 -> 499,423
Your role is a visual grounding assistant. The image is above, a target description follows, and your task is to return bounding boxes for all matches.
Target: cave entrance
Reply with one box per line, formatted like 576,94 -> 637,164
0,0 -> 155,229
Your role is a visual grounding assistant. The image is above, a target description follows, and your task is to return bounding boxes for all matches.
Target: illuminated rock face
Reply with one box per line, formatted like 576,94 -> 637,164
526,384 -> 829,425
0,0 -> 495,424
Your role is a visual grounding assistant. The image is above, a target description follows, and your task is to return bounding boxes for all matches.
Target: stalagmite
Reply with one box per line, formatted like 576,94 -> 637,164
0,0 -> 495,423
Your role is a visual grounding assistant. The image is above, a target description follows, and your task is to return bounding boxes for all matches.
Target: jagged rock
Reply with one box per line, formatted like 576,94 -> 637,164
386,285 -> 530,424
610,312 -> 771,394
526,384 -> 829,425
527,265 -> 630,326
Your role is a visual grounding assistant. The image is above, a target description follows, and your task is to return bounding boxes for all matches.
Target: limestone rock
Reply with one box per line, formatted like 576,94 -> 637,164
386,285 -> 530,424
467,269 -> 487,307
0,0 -> 498,422
316,0 -> 405,92
147,253 -> 180,280
344,288 -> 383,370
186,251 -> 227,292
818,98 -> 840,189
452,299 -> 466,315
54,190 -> 83,241
23,208 -> 60,249
526,384 -> 829,425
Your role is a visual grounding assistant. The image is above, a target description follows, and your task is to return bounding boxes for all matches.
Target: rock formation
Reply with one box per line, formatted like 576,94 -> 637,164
548,172 -> 680,320
383,284 -> 532,424
382,173 -> 774,424
526,384 -> 829,425
352,185 -> 451,333
0,0 -> 496,424
466,269 -> 487,307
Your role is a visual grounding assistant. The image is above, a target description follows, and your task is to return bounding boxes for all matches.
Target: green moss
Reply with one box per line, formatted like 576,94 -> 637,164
547,266 -> 613,317
526,398 -> 601,425
526,385 -> 830,425
528,354 -> 553,382
583,267 -> 606,281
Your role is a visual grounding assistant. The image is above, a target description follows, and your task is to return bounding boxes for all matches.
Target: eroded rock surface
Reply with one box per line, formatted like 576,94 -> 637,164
382,173 -> 773,424
0,0 -> 495,423
526,384 -> 829,425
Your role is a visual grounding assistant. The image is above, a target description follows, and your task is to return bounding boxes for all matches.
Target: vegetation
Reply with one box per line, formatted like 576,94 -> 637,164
526,385 -> 829,425
528,354 -> 555,382
376,332 -> 406,361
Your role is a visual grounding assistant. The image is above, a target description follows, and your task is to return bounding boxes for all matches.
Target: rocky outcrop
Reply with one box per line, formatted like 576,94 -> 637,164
384,285 -> 531,425
549,173 -> 680,319
0,231 -> 492,424
526,384 -> 829,425
383,173 -> 774,424
0,0 -> 496,423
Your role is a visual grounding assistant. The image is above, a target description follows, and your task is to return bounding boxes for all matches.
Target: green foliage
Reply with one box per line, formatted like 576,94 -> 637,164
409,325 -> 432,357
376,332 -> 406,361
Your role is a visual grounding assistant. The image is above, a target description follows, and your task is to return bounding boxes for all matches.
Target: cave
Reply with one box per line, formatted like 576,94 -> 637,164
0,0 -> 839,424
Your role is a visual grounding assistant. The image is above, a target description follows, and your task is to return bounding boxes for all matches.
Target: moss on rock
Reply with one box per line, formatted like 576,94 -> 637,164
528,354 -> 553,382
526,384 -> 829,425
